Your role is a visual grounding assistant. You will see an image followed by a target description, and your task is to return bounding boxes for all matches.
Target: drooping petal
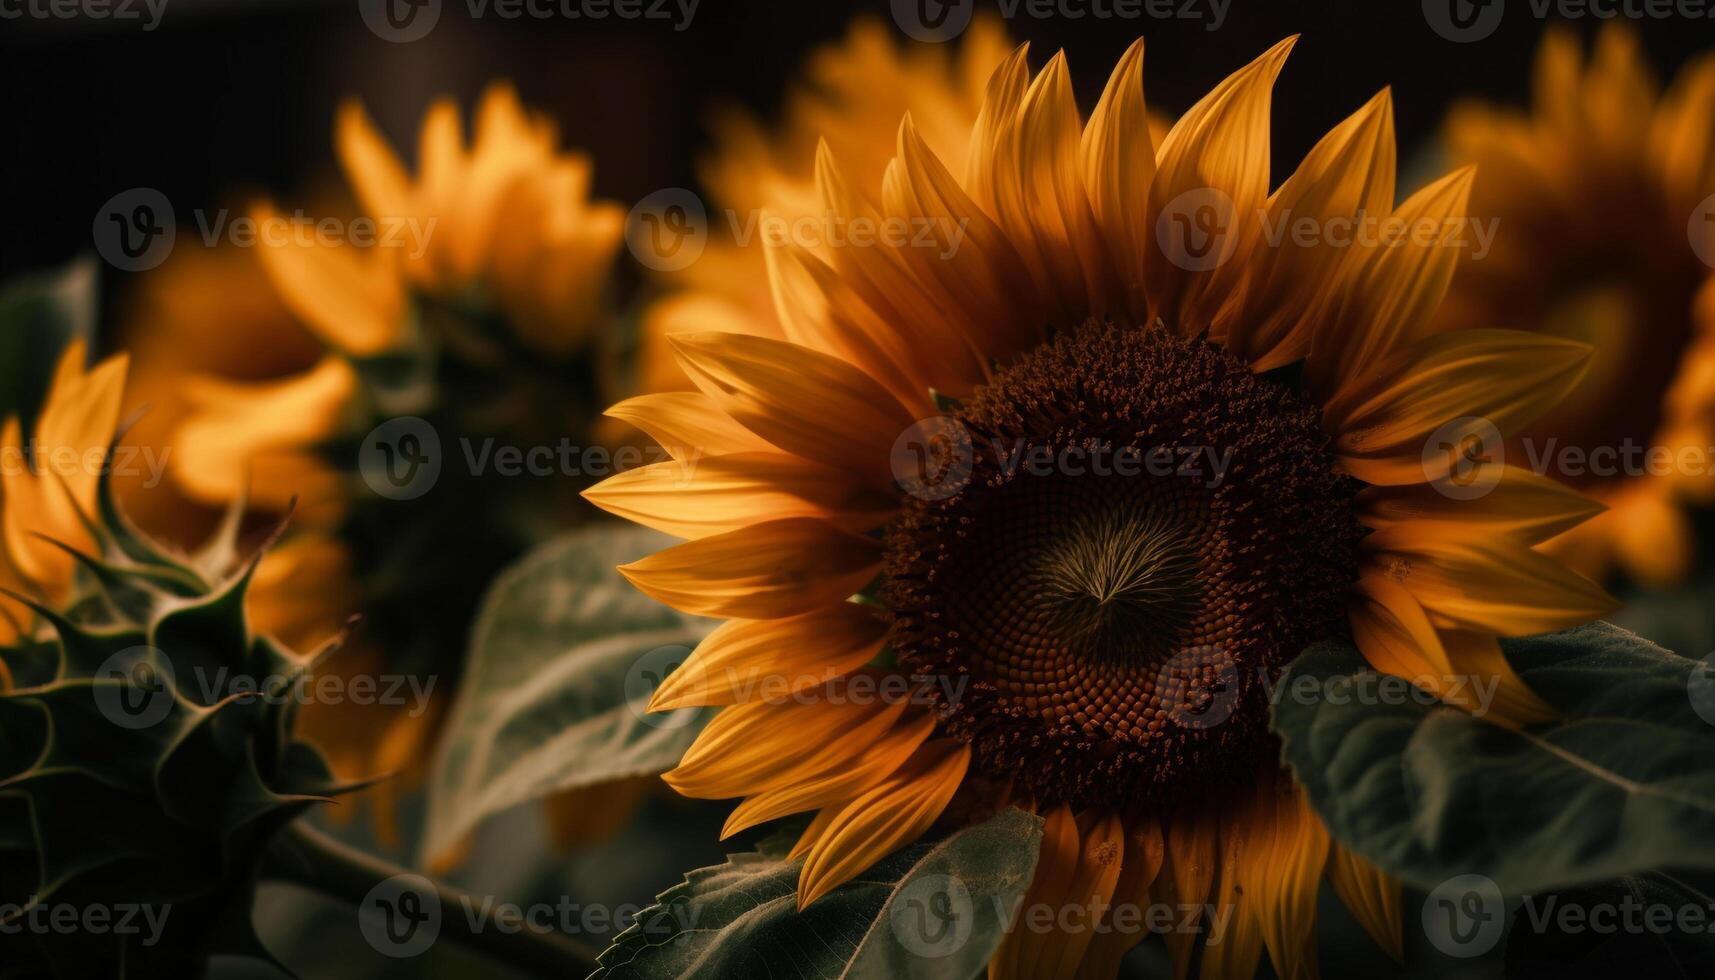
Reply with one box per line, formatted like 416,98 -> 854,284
723,711 -> 934,838
1073,817 -> 1165,980
797,738 -> 969,906
665,694 -> 909,800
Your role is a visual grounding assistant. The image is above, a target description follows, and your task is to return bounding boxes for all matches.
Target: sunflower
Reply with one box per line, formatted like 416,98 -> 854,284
585,37 -> 1616,978
1437,24 -> 1715,587
0,342 -> 127,654
122,82 -> 629,849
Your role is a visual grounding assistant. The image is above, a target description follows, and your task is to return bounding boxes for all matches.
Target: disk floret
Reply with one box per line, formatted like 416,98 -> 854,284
884,324 -> 1365,808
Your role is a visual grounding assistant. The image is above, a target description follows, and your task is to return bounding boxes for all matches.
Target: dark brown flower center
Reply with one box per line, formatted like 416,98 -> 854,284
882,324 -> 1364,809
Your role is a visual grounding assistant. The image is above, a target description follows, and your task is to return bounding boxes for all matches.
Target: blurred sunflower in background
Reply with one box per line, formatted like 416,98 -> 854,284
1438,24 -> 1715,588
637,16 -> 1173,394
119,83 -> 639,849
586,37 -> 1616,979
0,342 -> 126,655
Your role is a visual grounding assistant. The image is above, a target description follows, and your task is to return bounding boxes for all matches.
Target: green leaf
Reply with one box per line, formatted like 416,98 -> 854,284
420,525 -> 713,864
1272,622 -> 1715,895
0,259 -> 96,430
593,807 -> 1045,980
1505,871 -> 1715,978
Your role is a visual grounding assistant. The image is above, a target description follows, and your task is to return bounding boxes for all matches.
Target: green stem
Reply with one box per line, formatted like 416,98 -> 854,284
262,821 -> 600,976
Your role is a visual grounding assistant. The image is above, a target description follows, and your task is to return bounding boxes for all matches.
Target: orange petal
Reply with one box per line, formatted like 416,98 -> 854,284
647,602 -> 890,711
797,738 -> 969,906
618,517 -> 880,619
1327,845 -> 1402,962
603,391 -> 773,460
670,332 -> 916,492
1357,465 -> 1604,546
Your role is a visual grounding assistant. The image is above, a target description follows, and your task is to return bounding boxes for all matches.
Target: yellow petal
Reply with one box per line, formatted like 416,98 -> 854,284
1146,37 -> 1296,335
665,694 -> 909,800
603,391 -> 773,460
1235,784 -> 1328,980
619,517 -> 879,619
797,738 -> 969,906
722,711 -> 934,838
336,99 -> 414,225
583,452 -> 895,540
670,332 -> 916,492
1073,818 -> 1165,980
1309,166 -> 1474,394
1363,526 -> 1617,637
1357,465 -> 1604,546
1230,88 -> 1396,371
1326,846 -> 1402,962
1329,330 -> 1592,486
648,602 -> 889,711
1080,39 -> 1155,322
250,201 -> 405,355
1153,808 -> 1219,980
1198,805 -> 1264,980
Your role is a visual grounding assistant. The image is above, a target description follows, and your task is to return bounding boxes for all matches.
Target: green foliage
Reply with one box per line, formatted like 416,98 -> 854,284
421,525 -> 713,865
592,808 -> 1045,980
1271,623 -> 1715,895
0,482 -> 356,977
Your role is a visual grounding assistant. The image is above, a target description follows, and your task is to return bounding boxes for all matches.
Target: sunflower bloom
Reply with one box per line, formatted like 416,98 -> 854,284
1438,24 -> 1715,587
123,83 -> 628,848
586,38 -> 1615,978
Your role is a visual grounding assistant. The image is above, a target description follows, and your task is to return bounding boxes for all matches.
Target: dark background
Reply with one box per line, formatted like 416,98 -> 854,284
3,0 -> 1711,285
